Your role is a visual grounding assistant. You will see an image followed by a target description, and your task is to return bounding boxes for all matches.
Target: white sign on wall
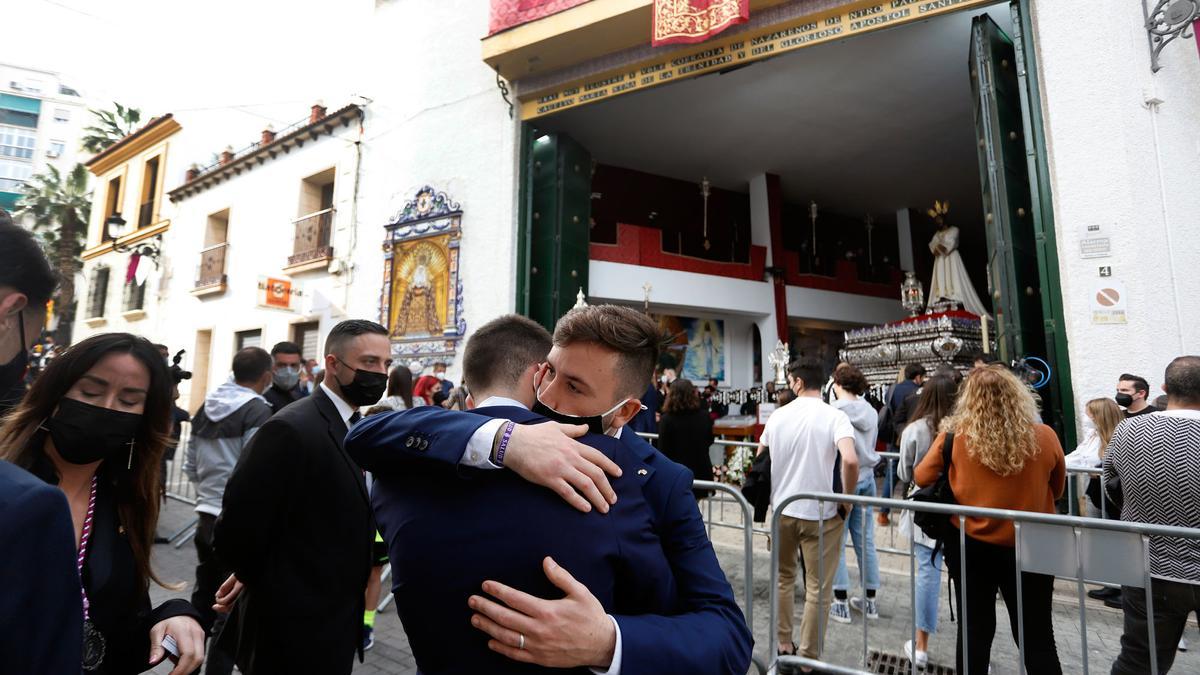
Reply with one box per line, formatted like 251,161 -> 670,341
1080,223 -> 1112,259
1090,280 -> 1128,325
758,402 -> 778,425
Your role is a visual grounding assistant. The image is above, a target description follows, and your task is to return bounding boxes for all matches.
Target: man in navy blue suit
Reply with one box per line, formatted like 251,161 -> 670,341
353,314 -> 679,673
346,306 -> 752,674
0,219 -> 83,673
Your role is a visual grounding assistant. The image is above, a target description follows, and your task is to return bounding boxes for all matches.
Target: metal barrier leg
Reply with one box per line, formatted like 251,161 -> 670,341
1101,473 -> 1108,521
909,516 -> 917,675
818,500 -> 826,660
769,509 -> 781,671
860,505 -> 868,670
960,523 -> 969,673
377,564 -> 394,612
165,516 -> 199,544
173,522 -> 199,549
1015,522 -> 1027,675
1074,527 -> 1090,675
1144,535 -> 1159,675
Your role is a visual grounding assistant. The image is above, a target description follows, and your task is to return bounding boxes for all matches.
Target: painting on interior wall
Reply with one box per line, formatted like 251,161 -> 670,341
655,315 -> 725,381
380,187 -> 465,366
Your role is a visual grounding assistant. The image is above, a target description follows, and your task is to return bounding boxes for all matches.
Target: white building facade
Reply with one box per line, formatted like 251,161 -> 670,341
161,103 -> 367,410
0,62 -> 90,210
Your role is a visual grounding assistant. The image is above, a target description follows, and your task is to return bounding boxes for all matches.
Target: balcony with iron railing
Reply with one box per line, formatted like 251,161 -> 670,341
284,207 -> 335,272
193,242 -> 229,296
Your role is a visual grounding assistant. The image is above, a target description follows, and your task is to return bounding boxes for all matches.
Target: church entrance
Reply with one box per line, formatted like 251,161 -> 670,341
515,0 -> 1074,440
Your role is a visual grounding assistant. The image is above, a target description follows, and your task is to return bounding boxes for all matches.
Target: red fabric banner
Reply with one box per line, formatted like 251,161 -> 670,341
488,0 -> 592,36
653,0 -> 749,47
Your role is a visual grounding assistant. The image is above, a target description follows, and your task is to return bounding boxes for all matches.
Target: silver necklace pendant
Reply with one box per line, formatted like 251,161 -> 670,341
82,619 -> 106,671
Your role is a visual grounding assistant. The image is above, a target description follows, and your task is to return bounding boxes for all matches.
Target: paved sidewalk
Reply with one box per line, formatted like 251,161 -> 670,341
147,497 -> 1199,674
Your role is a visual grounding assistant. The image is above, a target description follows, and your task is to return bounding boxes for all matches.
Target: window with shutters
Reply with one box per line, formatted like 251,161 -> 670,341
236,329 -> 262,350
87,267 -> 110,318
291,321 -> 320,362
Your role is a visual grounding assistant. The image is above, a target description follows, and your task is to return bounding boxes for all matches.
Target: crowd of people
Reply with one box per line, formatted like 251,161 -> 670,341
3,213 -> 1200,675
759,353 -> 1200,675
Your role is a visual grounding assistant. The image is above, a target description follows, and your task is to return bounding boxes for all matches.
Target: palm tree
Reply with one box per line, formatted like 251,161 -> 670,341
17,164 -> 91,344
80,102 -> 142,154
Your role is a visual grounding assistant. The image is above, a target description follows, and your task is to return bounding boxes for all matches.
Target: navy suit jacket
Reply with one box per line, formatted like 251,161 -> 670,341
0,459 -> 83,674
349,406 -> 678,674
345,406 -> 753,675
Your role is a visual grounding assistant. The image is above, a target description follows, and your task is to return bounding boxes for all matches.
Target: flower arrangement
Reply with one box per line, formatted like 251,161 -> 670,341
716,446 -> 755,485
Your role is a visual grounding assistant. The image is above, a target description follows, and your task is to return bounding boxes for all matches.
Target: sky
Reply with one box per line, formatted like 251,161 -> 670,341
6,0 -> 377,149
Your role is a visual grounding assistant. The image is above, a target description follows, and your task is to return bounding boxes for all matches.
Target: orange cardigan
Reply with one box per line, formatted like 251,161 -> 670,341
914,424 -> 1066,547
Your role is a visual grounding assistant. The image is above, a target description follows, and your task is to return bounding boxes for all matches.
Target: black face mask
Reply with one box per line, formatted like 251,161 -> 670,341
46,398 -> 142,466
1115,392 -> 1134,408
334,359 -> 387,407
0,310 -> 28,392
531,387 -> 634,437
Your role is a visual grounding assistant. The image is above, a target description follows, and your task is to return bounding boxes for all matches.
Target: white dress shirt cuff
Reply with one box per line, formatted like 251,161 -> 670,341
461,418 -> 506,469
589,616 -> 622,675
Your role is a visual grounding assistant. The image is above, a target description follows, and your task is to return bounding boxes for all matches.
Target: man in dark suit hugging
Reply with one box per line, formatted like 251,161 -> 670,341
348,308 -> 752,674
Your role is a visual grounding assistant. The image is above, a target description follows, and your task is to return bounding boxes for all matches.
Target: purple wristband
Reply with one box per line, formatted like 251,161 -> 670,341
494,421 -> 515,467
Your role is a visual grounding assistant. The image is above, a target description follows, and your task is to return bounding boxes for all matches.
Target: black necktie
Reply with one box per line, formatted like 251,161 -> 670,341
349,411 -> 362,426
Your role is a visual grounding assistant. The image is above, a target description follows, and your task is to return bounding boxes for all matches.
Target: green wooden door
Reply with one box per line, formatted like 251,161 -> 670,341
971,7 -> 1075,444
524,132 -> 593,332
970,14 -> 1045,364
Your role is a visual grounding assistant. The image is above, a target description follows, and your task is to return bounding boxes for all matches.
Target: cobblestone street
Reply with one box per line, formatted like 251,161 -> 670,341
146,496 -> 1200,674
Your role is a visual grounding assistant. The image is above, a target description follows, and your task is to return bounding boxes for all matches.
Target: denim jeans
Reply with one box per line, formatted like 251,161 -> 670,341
914,542 -> 944,634
834,472 -> 881,592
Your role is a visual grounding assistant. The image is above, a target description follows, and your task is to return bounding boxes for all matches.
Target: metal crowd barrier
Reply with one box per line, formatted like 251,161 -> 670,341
767,491 -> 1200,675
691,480 -> 768,675
161,421 -> 200,548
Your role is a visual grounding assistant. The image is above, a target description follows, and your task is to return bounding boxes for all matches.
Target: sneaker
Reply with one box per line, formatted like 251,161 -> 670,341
1180,637 -> 1188,652
829,599 -> 851,624
362,625 -> 375,652
850,596 -> 879,620
903,640 -> 928,669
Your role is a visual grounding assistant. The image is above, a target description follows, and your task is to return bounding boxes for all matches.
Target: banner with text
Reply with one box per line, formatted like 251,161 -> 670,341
523,0 -> 992,119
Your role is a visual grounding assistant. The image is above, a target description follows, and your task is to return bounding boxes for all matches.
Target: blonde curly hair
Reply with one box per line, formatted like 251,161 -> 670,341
941,364 -> 1040,476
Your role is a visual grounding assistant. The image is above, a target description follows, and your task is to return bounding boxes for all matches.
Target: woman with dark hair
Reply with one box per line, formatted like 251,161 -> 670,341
658,378 -> 715,499
378,365 -> 414,411
0,332 -> 205,674
895,375 -> 959,668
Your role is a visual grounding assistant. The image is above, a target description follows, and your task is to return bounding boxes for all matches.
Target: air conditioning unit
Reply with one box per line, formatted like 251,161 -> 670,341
46,149 -> 61,158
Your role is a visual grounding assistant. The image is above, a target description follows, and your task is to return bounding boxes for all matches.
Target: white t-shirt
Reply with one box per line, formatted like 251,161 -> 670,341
761,396 -> 856,521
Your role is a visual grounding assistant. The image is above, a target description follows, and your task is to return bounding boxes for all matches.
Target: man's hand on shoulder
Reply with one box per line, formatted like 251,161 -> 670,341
504,423 -> 622,514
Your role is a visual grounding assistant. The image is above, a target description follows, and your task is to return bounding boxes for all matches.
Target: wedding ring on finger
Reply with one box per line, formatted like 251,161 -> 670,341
519,633 -> 525,650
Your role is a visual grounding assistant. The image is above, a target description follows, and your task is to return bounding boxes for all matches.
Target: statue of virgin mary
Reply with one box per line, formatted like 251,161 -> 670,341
926,200 -> 989,317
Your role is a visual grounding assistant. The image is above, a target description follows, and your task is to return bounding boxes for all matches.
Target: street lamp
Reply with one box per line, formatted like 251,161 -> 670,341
106,213 -> 163,268
105,213 -> 128,240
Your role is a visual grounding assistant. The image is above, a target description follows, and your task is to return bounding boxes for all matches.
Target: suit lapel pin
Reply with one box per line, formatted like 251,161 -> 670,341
637,468 -> 648,476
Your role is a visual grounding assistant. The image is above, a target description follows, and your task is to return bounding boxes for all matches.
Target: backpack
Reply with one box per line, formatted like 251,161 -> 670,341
909,432 -> 957,542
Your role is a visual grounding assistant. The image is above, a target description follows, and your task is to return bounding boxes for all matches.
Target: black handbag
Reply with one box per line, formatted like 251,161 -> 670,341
740,449 -> 771,524
909,432 -> 957,541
